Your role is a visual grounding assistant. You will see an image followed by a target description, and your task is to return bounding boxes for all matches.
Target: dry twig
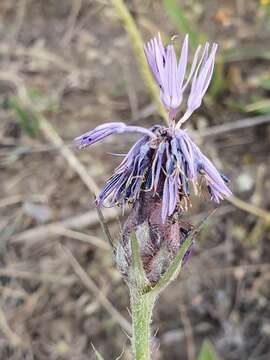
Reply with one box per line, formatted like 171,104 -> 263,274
196,114 -> 270,139
0,268 -> 75,285
179,303 -> 195,360
62,245 -> 132,334
51,226 -> 110,250
10,207 -> 119,244
0,305 -> 24,348
63,0 -> 83,45
39,115 -> 99,195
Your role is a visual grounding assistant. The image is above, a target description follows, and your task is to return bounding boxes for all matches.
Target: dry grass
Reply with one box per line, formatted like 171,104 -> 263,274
0,1 -> 270,359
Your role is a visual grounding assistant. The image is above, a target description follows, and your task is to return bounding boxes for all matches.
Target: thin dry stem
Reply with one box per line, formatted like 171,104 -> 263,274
10,207 -> 119,243
62,245 -> 132,334
0,268 -> 75,285
111,0 -> 168,124
0,305 -> 24,348
51,226 -> 110,250
179,303 -> 195,360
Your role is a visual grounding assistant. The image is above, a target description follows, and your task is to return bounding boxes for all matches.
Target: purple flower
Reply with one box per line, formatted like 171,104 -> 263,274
75,123 -> 232,222
177,43 -> 218,127
144,33 -> 217,123
75,32 -> 231,223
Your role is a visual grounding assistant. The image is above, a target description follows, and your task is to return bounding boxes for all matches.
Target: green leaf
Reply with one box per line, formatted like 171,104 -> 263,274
224,98 -> 247,112
208,57 -> 224,99
163,0 -> 198,49
148,209 -> 216,295
197,340 -> 221,360
27,88 -> 58,113
148,227 -> 195,294
223,46 -> 270,62
91,344 -> 105,360
9,97 -> 40,138
245,98 -> 270,114
259,78 -> 270,90
96,205 -> 115,250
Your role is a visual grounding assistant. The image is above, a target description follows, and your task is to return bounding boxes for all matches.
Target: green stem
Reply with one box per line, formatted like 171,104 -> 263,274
111,0 -> 168,124
130,290 -> 156,360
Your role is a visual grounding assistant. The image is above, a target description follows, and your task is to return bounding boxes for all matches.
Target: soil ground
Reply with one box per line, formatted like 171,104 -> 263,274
0,1 -> 270,359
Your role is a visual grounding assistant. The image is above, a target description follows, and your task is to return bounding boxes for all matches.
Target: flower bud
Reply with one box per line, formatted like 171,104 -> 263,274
116,192 -> 194,285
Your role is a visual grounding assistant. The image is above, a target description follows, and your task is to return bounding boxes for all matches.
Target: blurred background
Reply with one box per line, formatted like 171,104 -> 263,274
0,0 -> 270,359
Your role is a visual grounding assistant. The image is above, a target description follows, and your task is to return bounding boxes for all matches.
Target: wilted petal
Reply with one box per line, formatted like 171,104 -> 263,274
153,142 -> 166,194
162,177 -> 170,222
115,136 -> 148,173
175,130 -> 196,179
75,122 -> 155,149
200,154 -> 232,199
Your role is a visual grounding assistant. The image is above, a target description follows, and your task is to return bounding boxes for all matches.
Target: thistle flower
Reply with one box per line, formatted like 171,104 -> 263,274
75,33 -> 232,223
75,33 -> 233,358
75,123 -> 231,222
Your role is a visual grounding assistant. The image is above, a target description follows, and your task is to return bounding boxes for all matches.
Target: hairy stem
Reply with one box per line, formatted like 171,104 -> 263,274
130,290 -> 156,360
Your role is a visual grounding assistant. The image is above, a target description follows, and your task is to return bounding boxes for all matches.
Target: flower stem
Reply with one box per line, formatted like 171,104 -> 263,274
130,290 -> 156,360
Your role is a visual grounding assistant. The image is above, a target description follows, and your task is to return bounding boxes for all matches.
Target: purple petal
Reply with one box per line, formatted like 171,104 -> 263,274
144,33 -> 192,117
168,177 -> 177,216
187,43 -> 217,113
162,44 -> 181,109
153,142 -> 166,193
182,44 -> 201,91
115,136 -> 148,173
162,177 -> 170,222
144,41 -> 161,85
175,130 -> 196,179
201,154 -> 232,198
178,34 -> 189,88
75,122 -> 155,149
154,35 -> 166,86
176,42 -> 218,128
181,240 -> 194,266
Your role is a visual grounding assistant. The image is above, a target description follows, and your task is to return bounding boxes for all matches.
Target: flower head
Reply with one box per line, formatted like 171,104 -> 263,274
75,32 -> 231,223
75,123 -> 232,222
144,33 -> 217,123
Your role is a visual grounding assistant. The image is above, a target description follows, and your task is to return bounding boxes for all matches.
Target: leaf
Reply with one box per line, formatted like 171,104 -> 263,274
258,78 -> 270,90
148,209 -> 216,295
96,205 -> 115,250
208,57 -> 224,99
224,98 -> 247,112
245,98 -> 270,114
27,88 -> 58,112
148,226 -> 195,294
9,97 -> 40,138
163,0 -> 198,49
223,46 -> 270,62
197,340 -> 221,360
91,344 -> 105,360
